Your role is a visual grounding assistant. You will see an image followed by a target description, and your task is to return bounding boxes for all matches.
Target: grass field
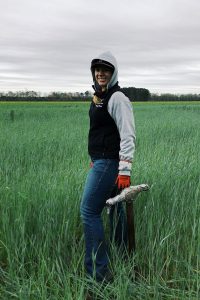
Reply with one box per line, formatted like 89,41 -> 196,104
0,101 -> 199,299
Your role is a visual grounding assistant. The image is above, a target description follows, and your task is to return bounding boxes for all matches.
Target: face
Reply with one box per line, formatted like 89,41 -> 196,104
94,67 -> 112,89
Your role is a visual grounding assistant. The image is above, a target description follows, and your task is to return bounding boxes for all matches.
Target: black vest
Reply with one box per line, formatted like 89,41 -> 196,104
88,84 -> 121,159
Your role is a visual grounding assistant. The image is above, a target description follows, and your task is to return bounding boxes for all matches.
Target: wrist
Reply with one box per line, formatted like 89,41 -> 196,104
118,171 -> 131,176
118,160 -> 132,176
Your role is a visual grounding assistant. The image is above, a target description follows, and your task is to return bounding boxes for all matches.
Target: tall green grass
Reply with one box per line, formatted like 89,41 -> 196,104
0,102 -> 199,299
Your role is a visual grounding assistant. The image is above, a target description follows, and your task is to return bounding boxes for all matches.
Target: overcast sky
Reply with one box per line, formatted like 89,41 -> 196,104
1,0 -> 200,94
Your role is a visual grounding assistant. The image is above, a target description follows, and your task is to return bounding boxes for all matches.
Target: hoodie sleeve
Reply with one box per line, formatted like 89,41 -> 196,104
107,91 -> 136,175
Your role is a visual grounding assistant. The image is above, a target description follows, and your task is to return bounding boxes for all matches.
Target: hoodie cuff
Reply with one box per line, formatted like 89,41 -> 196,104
118,160 -> 132,176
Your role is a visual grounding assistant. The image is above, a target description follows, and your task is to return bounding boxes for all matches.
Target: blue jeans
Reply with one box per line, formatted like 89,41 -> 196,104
80,158 -> 127,281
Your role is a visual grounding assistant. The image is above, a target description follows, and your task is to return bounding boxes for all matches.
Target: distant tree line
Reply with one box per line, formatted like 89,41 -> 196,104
0,89 -> 200,101
0,90 -> 93,102
120,87 -> 150,101
150,93 -> 200,101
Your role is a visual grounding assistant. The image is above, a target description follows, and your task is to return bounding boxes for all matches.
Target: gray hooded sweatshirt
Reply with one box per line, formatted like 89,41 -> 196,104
92,51 -> 136,175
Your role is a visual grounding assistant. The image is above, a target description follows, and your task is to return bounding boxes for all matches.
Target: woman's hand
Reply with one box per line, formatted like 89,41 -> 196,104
116,175 -> 131,189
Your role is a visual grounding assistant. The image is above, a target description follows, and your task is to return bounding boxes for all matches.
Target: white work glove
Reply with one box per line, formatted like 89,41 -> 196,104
116,160 -> 132,189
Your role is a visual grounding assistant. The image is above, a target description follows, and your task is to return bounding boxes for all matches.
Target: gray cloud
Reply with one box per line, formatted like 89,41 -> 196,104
0,0 -> 200,93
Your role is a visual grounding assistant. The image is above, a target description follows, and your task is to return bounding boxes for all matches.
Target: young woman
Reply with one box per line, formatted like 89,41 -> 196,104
80,51 -> 136,283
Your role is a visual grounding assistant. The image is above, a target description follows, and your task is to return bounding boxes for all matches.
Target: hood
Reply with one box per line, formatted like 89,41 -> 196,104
91,51 -> 118,90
